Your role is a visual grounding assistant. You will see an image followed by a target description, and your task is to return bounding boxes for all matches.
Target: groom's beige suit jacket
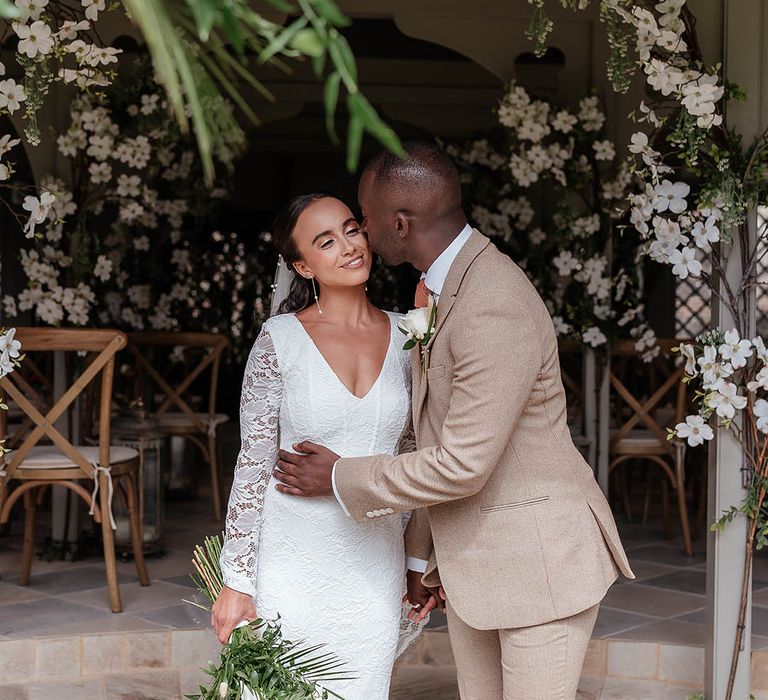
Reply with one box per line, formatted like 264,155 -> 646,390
335,230 -> 634,631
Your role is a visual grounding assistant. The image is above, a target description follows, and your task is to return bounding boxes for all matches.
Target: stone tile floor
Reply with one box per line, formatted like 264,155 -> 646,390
2,493 -> 768,696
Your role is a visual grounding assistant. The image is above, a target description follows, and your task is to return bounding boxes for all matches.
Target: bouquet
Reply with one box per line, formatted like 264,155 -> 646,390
186,535 -> 351,700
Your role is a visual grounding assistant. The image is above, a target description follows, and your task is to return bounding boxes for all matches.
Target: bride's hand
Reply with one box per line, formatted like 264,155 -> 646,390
405,571 -> 444,622
211,585 -> 256,644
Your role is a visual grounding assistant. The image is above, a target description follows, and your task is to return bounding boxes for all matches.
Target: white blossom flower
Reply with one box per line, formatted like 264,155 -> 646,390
57,127 -> 87,156
675,414 -> 714,446
119,201 -> 144,224
88,161 -> 111,184
593,140 -> 615,161
697,345 -> 734,388
0,134 -> 21,158
133,235 -> 150,251
638,100 -> 663,127
706,382 -> 747,420
577,96 -> 605,131
0,79 -> 27,114
719,329 -> 753,369
57,20 -> 89,41
22,191 -> 56,237
3,295 -> 18,318
81,0 -> 105,21
691,215 -> 720,252
0,328 -> 22,360
86,134 -> 113,161
677,343 -> 698,376
86,46 -> 121,66
127,284 -> 151,309
748,367 -> 768,393
583,326 -> 607,347
116,174 -> 142,198
681,74 -> 723,120
552,316 -> 571,335
14,20 -> 54,58
14,0 -> 48,22
644,58 -> 684,96
653,180 -> 690,214
93,255 -> 112,281
140,93 -> 159,115
752,336 -> 768,363
551,110 -> 577,133
528,228 -> 546,245
755,399 -> 768,434
669,246 -> 702,279
552,250 -> 581,276
36,295 -> 64,324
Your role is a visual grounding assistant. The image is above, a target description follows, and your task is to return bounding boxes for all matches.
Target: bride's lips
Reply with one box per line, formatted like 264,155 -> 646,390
341,255 -> 365,269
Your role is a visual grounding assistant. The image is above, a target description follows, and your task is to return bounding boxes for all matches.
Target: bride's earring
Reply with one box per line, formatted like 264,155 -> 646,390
310,276 -> 323,315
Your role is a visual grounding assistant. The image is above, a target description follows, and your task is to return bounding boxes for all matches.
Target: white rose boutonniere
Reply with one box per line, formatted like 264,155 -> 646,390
398,296 -> 437,370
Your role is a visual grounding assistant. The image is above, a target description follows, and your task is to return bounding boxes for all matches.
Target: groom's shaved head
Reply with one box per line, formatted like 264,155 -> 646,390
358,140 -> 467,269
363,140 -> 462,218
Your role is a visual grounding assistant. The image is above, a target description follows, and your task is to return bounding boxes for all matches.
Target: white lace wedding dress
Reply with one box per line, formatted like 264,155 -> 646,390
220,311 -> 422,700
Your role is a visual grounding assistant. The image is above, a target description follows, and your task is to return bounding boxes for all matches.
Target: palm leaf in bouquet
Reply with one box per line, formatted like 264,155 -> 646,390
185,534 -> 354,699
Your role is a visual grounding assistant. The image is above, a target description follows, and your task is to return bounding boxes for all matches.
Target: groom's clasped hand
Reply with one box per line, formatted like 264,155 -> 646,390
274,442 -> 337,497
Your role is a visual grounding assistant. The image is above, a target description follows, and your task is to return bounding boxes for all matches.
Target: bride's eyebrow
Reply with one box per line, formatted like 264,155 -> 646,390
311,219 -> 358,244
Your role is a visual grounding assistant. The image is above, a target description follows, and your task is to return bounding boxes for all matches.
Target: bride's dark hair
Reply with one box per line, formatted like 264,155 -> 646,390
271,192 -> 337,315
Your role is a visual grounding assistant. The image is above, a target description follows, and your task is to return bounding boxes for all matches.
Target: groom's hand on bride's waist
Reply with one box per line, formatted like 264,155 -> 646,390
274,442 -> 338,497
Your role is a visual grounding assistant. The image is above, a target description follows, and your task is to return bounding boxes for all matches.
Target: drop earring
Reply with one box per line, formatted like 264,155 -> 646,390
310,276 -> 323,315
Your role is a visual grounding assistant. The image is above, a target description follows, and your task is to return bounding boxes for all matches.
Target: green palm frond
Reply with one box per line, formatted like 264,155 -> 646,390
186,534 -> 353,700
121,0 -> 403,185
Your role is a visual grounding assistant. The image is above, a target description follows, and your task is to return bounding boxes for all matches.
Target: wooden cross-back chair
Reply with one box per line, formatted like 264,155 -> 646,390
0,328 -> 150,612
128,332 -> 229,521
558,339 -> 597,468
609,338 -> 693,555
1,351 -> 54,451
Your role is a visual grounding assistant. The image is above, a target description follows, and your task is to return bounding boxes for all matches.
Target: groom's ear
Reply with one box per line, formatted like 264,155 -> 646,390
395,212 -> 410,239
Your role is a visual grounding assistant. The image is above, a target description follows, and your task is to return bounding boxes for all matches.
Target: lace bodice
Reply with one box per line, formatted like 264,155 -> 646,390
220,311 -> 412,596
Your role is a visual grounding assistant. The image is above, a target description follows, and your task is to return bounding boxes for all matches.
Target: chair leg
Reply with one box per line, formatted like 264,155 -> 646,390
642,470 -> 653,525
674,446 -> 694,556
98,472 -> 123,613
125,474 -> 150,586
208,432 -> 222,522
661,477 -> 672,540
19,490 -> 36,586
619,466 -> 633,522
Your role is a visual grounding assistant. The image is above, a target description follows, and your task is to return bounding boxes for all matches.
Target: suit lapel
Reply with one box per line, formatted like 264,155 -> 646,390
413,229 -> 490,422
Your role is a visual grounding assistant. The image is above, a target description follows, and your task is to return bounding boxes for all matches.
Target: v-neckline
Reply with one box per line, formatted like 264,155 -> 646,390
291,313 -> 394,401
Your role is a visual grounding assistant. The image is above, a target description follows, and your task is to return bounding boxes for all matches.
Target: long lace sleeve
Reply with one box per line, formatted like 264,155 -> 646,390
220,328 -> 282,596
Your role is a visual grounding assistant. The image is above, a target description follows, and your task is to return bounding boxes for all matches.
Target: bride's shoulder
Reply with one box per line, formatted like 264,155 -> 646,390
259,312 -> 300,341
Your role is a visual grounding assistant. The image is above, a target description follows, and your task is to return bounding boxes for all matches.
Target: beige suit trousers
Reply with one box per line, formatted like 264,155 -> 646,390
447,602 -> 599,700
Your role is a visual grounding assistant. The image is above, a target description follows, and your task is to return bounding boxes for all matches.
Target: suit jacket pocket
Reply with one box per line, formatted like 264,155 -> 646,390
480,496 -> 550,514
426,365 -> 447,381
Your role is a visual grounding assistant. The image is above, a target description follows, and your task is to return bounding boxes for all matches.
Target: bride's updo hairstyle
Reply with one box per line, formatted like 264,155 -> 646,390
271,191 -> 336,315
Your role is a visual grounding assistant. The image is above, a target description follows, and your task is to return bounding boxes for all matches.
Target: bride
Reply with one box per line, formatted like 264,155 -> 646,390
212,192 -> 424,699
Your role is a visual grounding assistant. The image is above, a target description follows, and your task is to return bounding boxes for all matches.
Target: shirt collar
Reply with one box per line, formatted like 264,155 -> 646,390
423,224 -> 473,297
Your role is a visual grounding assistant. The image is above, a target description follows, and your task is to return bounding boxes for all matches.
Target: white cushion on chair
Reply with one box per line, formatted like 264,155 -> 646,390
155,412 -> 228,430
6,445 -> 138,470
611,429 -> 667,454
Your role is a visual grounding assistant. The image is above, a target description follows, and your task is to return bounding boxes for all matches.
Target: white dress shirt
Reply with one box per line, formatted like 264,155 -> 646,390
332,224 -> 473,573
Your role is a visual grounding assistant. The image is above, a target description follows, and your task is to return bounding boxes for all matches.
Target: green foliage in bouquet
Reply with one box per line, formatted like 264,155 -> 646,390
186,534 -> 352,700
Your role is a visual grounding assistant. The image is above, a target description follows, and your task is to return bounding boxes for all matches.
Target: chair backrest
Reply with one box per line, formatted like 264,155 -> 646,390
0,328 -> 126,480
127,332 -> 228,433
0,350 -> 54,449
609,338 -> 690,451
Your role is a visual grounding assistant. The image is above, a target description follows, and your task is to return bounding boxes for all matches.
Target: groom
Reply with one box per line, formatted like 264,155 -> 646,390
274,141 -> 634,699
